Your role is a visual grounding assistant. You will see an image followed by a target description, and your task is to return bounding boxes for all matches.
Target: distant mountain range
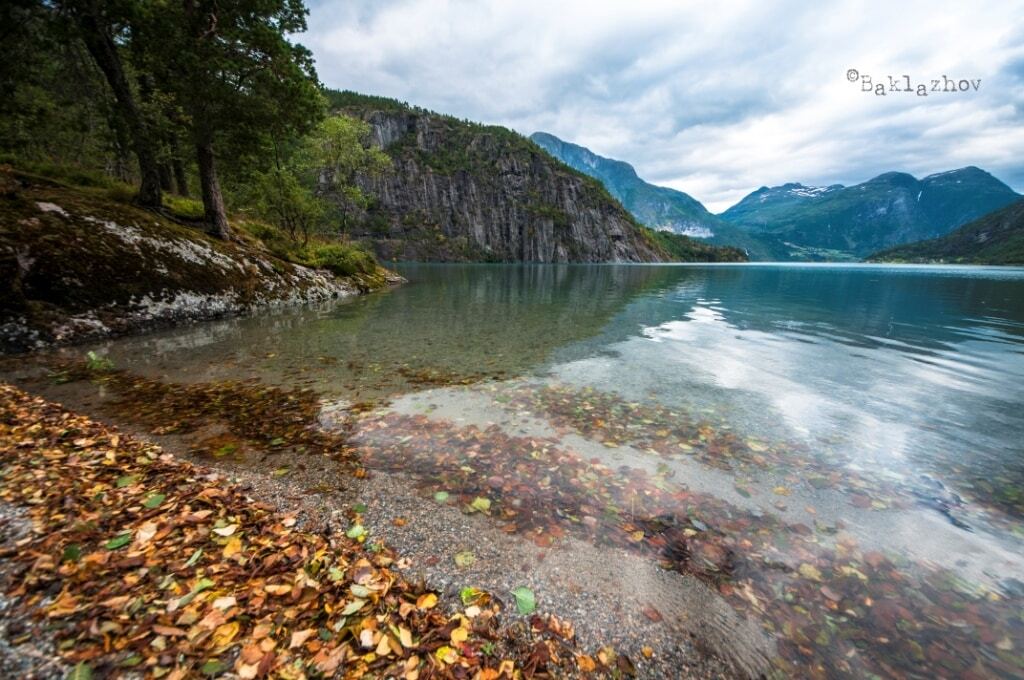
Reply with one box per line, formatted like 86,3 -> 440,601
868,198 -> 1024,265
723,167 -> 1020,259
532,131 -> 1021,261
529,132 -> 786,260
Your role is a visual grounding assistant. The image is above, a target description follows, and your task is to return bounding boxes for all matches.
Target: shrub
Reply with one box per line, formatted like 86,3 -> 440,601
306,243 -> 378,277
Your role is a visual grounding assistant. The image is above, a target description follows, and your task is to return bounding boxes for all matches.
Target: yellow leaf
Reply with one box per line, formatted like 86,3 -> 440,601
416,593 -> 437,609
450,626 -> 468,644
773,486 -> 791,496
434,645 -> 457,664
223,536 -> 242,558
265,583 -> 291,595
399,627 -> 413,648
213,524 -> 238,537
213,621 -> 239,648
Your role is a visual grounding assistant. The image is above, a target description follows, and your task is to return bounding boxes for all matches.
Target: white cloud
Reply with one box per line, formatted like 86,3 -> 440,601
305,0 -> 1024,212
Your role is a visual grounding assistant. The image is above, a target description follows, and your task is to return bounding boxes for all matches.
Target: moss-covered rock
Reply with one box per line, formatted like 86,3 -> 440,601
0,171 -> 400,352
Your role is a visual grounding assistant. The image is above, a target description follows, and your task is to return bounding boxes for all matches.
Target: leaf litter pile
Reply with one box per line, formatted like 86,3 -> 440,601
16,363 -> 1024,679
0,384 -> 630,679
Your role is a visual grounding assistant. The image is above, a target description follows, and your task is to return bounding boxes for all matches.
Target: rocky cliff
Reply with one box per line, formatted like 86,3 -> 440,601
331,94 -> 743,263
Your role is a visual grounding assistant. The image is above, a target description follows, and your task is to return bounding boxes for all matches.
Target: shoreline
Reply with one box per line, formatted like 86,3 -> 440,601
0,383 -> 663,679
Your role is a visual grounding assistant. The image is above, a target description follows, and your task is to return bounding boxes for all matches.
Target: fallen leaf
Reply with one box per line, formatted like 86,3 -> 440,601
511,586 -> 535,615
289,629 -> 316,649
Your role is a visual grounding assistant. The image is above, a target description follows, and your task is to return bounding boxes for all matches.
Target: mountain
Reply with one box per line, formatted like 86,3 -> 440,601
529,132 -> 716,236
721,167 -> 1020,259
325,92 -> 744,263
529,131 -> 787,261
868,199 -> 1024,265
720,182 -> 845,227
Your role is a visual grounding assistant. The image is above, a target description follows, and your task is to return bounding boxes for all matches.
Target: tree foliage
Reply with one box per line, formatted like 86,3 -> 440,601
4,0 -> 328,240
249,115 -> 392,244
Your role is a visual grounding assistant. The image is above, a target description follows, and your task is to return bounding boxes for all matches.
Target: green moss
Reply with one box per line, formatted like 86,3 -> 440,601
165,195 -> 205,220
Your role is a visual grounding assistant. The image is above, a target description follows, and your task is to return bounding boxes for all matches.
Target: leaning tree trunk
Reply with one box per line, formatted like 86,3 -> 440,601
69,4 -> 162,208
195,140 -> 230,239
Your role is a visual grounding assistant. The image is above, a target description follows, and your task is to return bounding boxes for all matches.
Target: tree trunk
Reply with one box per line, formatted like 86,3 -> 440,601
69,3 -> 162,207
158,164 -> 173,192
172,156 -> 189,197
195,140 -> 230,239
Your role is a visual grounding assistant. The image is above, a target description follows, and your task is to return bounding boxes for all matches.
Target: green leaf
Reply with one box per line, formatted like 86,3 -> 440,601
271,467 -> 289,477
353,502 -> 368,514
62,544 -> 81,563
454,551 -> 476,567
66,662 -> 92,680
200,659 -> 226,676
460,587 -> 484,605
433,491 -> 450,503
346,524 -> 366,539
115,474 -> 139,488
269,437 -> 286,447
470,497 -> 491,513
105,532 -> 132,550
178,578 -> 215,608
511,586 -> 535,615
142,493 -> 166,509
184,548 -> 203,568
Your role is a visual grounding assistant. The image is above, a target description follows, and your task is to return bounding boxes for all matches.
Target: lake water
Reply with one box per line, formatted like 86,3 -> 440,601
24,263 -> 1024,677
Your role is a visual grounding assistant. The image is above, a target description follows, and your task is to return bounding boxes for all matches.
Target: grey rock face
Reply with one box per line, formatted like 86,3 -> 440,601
345,111 -> 664,263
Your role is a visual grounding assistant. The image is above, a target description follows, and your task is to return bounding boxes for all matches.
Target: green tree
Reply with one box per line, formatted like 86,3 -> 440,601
250,115 -> 390,244
136,0 -> 323,239
251,167 -> 323,245
302,115 -> 391,232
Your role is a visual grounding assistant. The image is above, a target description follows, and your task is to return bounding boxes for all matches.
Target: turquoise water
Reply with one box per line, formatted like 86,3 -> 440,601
58,263 -> 1024,676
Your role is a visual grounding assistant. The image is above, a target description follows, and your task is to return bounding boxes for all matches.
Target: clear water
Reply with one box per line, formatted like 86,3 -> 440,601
50,263 -> 1024,676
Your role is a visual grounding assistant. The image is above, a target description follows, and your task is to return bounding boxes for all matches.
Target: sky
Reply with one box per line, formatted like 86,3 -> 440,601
304,0 -> 1024,212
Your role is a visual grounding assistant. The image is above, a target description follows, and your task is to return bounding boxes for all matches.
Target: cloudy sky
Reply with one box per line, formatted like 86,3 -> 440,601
304,0 -> 1024,212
